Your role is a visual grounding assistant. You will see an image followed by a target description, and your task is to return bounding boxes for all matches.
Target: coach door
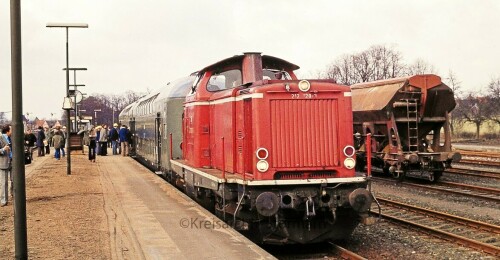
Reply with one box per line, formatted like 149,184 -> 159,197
155,113 -> 161,169
129,118 -> 136,156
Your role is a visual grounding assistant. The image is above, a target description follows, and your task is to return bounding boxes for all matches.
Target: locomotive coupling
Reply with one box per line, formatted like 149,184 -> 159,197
348,188 -> 373,213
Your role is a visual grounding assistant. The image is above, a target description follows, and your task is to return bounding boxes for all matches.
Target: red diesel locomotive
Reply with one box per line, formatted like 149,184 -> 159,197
120,52 -> 374,244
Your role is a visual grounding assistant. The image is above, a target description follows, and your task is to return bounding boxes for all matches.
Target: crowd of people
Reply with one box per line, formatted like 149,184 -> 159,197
83,123 -> 131,162
21,125 -> 68,161
0,122 -> 133,206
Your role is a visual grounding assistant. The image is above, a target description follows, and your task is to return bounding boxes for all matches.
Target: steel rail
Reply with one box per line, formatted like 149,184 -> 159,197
458,159 -> 500,167
376,199 -> 500,256
329,242 -> 367,260
445,168 -> 500,180
458,150 -> 500,159
377,197 -> 500,234
446,169 -> 500,179
439,181 -> 500,195
372,177 -> 500,203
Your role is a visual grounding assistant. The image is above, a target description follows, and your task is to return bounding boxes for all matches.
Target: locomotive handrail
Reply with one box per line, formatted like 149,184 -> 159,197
221,137 -> 226,180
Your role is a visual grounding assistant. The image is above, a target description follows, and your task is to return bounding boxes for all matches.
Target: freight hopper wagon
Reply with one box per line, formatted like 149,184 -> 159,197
120,52 -> 375,245
351,75 -> 461,182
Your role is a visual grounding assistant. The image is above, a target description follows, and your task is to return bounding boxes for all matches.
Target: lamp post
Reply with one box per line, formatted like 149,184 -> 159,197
94,109 -> 101,125
65,67 -> 87,131
46,22 -> 88,176
11,2 -> 28,257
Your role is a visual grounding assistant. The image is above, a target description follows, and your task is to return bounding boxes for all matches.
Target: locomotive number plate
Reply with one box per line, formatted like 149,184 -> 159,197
291,93 -> 317,99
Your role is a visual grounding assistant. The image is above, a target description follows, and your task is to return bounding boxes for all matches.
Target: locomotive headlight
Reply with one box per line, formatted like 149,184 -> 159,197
343,145 -> 355,157
344,158 -> 356,169
256,148 -> 269,160
298,80 -> 311,92
256,160 -> 269,172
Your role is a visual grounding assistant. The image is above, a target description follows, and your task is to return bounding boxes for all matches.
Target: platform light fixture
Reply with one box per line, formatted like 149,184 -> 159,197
46,22 -> 88,176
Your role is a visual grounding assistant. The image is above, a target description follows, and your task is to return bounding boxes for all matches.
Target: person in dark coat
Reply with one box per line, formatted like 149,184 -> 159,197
119,125 -> 129,156
52,130 -> 63,160
24,129 -> 37,160
88,126 -> 97,162
109,123 -> 120,155
36,126 -> 45,157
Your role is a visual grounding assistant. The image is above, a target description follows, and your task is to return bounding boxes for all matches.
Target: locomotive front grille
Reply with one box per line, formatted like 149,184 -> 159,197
270,99 -> 340,168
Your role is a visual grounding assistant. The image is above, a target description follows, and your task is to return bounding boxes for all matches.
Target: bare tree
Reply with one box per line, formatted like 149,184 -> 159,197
77,90 -> 143,126
124,90 -> 142,105
369,45 -> 405,80
405,59 -> 436,75
0,112 -> 7,124
321,45 -> 409,85
455,92 -> 489,139
445,70 -> 464,136
485,77 -> 500,128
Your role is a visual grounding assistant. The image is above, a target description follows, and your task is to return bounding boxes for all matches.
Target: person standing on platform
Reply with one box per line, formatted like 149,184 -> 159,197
36,126 -> 46,157
119,125 -> 129,156
109,123 -> 120,155
60,126 -> 67,157
88,126 -> 97,162
0,125 -> 12,206
44,126 -> 52,155
95,125 -> 101,155
52,130 -> 63,160
24,128 -> 37,160
99,124 -> 109,156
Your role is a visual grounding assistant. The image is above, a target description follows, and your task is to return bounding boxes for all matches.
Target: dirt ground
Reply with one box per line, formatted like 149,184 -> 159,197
0,150 -> 110,259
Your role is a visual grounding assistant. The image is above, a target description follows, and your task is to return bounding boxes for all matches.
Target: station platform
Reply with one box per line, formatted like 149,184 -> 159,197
0,150 -> 274,259
98,154 -> 274,259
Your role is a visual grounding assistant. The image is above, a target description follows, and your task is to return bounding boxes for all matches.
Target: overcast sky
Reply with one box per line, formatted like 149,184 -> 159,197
1,0 -> 499,120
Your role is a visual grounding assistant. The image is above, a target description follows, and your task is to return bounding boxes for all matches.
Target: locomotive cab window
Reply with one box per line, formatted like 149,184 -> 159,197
263,69 -> 291,80
207,69 -> 242,92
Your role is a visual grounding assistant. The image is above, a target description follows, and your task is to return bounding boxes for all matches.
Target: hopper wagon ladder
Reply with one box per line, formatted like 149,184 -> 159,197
403,99 -> 419,152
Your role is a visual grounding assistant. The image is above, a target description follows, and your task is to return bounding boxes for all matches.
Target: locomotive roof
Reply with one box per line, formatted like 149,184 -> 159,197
198,54 -> 300,73
350,74 -> 444,111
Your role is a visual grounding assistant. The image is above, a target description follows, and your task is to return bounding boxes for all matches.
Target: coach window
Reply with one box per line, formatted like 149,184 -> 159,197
207,69 -> 242,92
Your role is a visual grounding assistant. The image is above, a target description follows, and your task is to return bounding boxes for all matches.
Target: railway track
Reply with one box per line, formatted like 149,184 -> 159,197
458,159 -> 500,168
329,242 -> 367,260
375,197 -> 500,256
458,150 -> 500,159
266,242 -> 367,259
445,167 -> 500,180
372,177 -> 500,203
